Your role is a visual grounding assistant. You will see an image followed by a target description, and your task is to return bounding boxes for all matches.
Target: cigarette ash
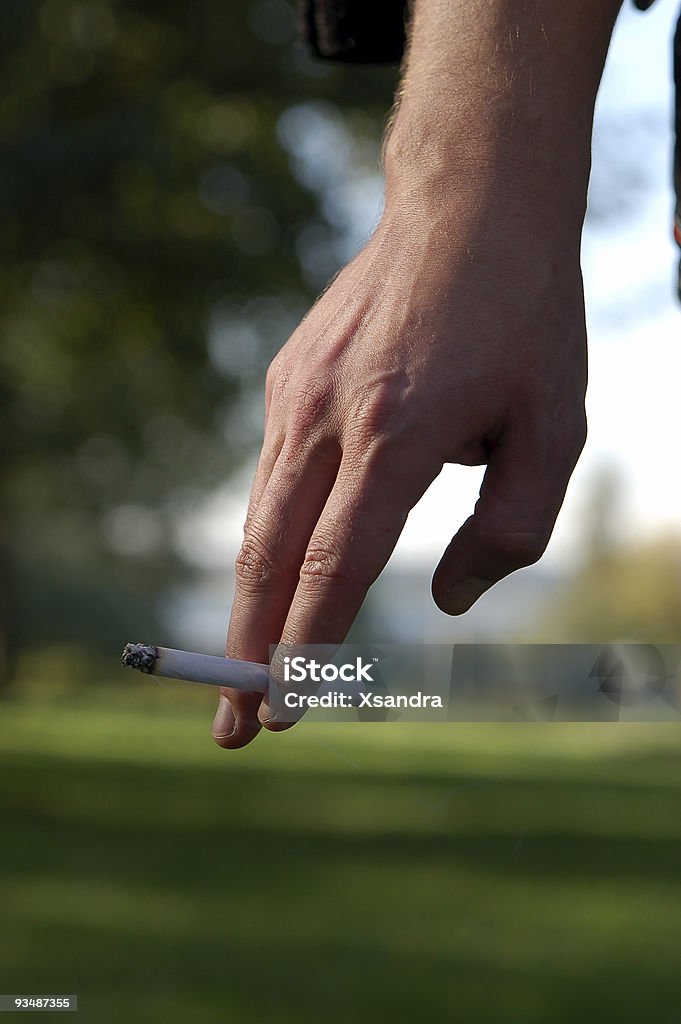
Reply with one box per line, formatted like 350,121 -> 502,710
121,642 -> 158,673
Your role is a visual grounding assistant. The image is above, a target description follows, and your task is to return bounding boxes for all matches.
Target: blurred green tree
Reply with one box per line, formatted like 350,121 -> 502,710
538,534 -> 681,643
0,0 -> 398,684
532,469 -> 681,643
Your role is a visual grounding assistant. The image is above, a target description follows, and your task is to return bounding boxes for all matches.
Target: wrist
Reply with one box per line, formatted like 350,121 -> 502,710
383,0 -> 622,237
383,140 -> 590,248
375,149 -> 586,291
383,105 -> 593,235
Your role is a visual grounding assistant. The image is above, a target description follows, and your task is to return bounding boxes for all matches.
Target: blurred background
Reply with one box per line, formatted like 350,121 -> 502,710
1,0 -> 680,1020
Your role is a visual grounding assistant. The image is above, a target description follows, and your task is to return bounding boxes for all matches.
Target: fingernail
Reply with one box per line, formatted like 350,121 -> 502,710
442,577 -> 493,615
257,702 -> 277,726
212,695 -> 236,739
258,673 -> 286,725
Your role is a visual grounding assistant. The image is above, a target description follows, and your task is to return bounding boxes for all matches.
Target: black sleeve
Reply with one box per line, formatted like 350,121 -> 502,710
296,0 -> 410,63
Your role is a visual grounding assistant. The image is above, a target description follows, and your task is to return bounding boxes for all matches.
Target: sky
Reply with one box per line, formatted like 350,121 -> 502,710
182,0 -> 681,583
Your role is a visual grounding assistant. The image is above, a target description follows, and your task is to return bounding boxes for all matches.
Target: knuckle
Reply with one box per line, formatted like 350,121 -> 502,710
234,533 -> 282,591
353,393 -> 393,440
347,376 -> 407,448
267,361 -> 293,406
299,544 -> 358,590
289,376 -> 335,434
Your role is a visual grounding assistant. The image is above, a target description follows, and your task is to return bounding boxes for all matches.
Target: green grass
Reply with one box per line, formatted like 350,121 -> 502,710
1,691 -> 680,1023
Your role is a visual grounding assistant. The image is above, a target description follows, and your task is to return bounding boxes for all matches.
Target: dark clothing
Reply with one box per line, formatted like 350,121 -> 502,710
297,0 -> 681,300
297,0 -> 409,63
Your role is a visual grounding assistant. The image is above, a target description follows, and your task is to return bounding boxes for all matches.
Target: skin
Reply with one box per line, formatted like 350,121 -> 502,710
213,0 -> 624,749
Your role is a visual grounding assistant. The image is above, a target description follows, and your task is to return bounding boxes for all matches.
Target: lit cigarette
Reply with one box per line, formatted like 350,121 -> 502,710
121,642 -> 269,692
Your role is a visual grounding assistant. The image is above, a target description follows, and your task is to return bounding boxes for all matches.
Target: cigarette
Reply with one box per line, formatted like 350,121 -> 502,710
121,642 -> 269,692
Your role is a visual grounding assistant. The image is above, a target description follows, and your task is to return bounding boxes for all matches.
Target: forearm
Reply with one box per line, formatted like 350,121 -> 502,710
384,0 -> 623,230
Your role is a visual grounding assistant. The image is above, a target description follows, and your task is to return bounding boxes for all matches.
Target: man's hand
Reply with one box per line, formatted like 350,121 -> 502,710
213,200 -> 587,747
212,0 -> 622,749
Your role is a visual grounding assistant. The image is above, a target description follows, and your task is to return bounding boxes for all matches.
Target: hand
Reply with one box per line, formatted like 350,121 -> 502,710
212,186 -> 588,749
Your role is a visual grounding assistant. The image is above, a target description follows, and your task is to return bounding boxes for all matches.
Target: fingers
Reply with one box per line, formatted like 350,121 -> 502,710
240,354 -> 292,534
213,436 -> 342,749
242,431 -> 285,537
212,430 -> 286,750
432,413 -> 586,614
257,444 -> 441,727
229,438 -> 343,659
